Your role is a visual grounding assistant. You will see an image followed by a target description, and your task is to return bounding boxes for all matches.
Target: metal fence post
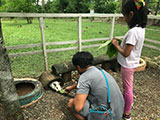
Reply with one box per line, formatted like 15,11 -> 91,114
78,15 -> 82,52
110,16 -> 115,40
39,17 -> 48,71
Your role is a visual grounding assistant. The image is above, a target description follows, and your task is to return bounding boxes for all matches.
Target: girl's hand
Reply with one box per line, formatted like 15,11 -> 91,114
112,38 -> 119,47
112,38 -> 134,57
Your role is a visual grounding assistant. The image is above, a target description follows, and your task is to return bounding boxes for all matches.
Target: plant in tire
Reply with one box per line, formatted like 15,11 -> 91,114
98,38 -> 122,58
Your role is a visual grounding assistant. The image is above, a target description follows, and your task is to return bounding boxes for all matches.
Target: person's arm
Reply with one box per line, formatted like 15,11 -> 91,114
65,82 -> 77,93
112,38 -> 134,57
73,94 -> 88,112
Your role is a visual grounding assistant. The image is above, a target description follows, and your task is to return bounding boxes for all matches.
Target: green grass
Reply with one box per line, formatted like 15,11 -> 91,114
1,18 -> 160,77
146,25 -> 160,30
145,29 -> 160,41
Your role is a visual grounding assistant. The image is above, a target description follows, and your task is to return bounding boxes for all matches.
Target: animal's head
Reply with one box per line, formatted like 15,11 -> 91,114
49,81 -> 62,92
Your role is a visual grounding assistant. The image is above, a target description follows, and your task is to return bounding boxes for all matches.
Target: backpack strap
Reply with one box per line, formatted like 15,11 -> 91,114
100,69 -> 111,109
88,67 -> 114,119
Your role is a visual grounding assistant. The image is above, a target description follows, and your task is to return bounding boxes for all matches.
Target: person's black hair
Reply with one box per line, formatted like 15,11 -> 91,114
72,51 -> 94,68
122,0 -> 149,28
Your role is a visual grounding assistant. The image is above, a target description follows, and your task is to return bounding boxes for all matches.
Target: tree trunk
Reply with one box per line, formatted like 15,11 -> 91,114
42,0 -> 45,12
0,19 -> 24,120
26,17 -> 32,24
36,0 -> 39,5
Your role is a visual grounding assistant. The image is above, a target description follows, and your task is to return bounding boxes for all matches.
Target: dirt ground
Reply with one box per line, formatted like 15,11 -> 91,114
0,65 -> 160,120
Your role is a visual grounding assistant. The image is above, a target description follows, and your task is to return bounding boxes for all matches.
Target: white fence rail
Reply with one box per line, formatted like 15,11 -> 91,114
0,13 -> 159,70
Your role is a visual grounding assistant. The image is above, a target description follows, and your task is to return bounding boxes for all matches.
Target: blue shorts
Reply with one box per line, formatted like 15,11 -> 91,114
72,100 -> 90,117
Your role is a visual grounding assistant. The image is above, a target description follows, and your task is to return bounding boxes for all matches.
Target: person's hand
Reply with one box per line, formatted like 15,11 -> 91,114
65,81 -> 77,94
65,86 -> 73,93
112,38 -> 119,47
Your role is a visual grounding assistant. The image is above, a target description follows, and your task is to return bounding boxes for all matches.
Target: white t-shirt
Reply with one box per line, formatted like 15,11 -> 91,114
118,27 -> 145,68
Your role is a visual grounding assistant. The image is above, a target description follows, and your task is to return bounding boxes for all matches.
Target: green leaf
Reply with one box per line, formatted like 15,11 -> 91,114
98,40 -> 111,49
106,43 -> 117,58
60,89 -> 65,94
114,50 -> 118,56
105,38 -> 122,58
116,38 -> 122,42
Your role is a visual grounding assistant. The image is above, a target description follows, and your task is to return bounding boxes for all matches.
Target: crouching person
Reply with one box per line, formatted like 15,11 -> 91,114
66,51 -> 124,120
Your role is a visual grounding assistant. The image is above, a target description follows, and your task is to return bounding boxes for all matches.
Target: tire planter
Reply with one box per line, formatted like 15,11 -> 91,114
135,58 -> 146,72
14,78 -> 42,108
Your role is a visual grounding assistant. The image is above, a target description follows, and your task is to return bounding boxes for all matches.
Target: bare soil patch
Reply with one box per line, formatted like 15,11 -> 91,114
16,83 -> 35,96
0,67 -> 159,120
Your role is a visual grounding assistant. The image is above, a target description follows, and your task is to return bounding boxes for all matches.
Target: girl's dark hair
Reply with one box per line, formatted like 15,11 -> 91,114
72,51 -> 93,68
122,0 -> 149,28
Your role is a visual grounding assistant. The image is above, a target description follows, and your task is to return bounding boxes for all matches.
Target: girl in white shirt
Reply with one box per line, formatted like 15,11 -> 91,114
112,0 -> 149,120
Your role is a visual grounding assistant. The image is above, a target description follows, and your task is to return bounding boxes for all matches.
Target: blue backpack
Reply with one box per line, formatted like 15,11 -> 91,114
87,69 -> 114,120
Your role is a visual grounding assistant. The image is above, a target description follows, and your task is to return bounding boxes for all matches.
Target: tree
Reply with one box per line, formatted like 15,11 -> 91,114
145,0 -> 160,15
65,0 -> 77,13
46,0 -> 68,13
0,19 -> 24,120
0,0 -> 38,12
94,0 -> 118,13
46,0 -> 89,13
0,0 -> 121,14
155,0 -> 160,15
47,0 -> 118,13
0,0 -> 40,23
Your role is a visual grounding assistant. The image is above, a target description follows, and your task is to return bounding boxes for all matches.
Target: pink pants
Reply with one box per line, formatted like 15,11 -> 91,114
121,66 -> 135,114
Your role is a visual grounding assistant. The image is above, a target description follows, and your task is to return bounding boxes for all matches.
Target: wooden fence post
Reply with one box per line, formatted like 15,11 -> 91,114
39,17 -> 48,71
110,16 -> 115,40
78,15 -> 82,52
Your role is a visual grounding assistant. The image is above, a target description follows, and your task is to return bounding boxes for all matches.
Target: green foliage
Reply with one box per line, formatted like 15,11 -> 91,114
65,0 -> 77,13
89,0 -> 95,10
47,0 -> 91,13
1,0 -> 117,13
146,0 -> 160,15
60,89 -> 65,94
106,42 -> 117,58
106,39 -> 122,58
98,40 -> 111,49
94,0 -> 119,13
76,0 -> 90,13
0,0 -> 39,12
98,39 -> 122,58
0,0 -> 40,23
0,0 -> 159,14
45,0 -> 60,13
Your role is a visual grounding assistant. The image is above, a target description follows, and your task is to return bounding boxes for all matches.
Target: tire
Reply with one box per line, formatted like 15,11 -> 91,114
14,78 -> 43,108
